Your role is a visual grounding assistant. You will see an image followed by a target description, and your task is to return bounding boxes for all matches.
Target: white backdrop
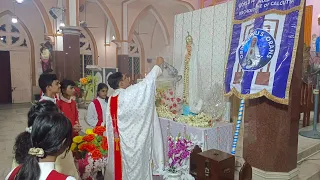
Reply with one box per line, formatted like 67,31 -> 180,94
173,1 -> 234,119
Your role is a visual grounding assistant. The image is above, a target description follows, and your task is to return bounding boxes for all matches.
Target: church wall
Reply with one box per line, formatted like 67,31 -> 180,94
0,0 -> 45,87
306,0 -> 320,37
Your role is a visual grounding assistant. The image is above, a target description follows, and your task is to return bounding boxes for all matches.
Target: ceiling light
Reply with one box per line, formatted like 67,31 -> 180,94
12,17 -> 18,23
59,22 -> 65,27
0,37 -> 3,40
16,0 -> 24,3
112,35 -> 115,40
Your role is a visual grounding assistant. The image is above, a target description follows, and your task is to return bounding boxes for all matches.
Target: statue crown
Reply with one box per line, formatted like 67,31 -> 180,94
186,32 -> 193,44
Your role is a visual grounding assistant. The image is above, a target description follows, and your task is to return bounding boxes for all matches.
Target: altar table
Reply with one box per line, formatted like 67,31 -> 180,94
159,118 -> 233,155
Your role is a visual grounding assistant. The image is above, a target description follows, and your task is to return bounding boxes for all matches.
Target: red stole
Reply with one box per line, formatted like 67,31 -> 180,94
93,99 -> 103,126
8,166 -> 68,180
110,96 -> 122,180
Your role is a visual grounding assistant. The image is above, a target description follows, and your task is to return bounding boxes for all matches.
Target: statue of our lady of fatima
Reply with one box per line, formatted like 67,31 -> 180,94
176,32 -> 203,115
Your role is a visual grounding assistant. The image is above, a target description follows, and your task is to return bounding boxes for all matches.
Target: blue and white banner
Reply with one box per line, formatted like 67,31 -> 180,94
224,0 -> 305,104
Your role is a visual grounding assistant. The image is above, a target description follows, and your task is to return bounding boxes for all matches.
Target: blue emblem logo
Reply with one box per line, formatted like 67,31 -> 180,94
238,29 -> 276,71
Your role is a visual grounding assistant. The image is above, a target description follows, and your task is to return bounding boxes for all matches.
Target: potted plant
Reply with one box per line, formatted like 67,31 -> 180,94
158,134 -> 195,180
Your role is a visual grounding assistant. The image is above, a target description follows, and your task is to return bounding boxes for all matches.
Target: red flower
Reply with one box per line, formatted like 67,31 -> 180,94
170,106 -> 172,109
74,87 -> 81,98
101,139 -> 108,151
171,98 -> 174,102
93,126 -> 106,136
173,103 -> 177,107
169,91 -> 173,95
79,143 -> 96,152
91,149 -> 103,160
172,110 -> 177,114
176,98 -> 181,102
83,134 -> 95,142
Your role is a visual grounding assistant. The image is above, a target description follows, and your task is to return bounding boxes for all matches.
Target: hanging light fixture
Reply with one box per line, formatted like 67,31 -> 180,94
112,35 -> 115,40
12,16 -> 18,23
16,0 -> 24,3
59,22 -> 65,27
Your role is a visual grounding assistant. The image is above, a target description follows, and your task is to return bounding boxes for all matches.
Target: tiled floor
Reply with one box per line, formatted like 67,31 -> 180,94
0,104 -> 319,180
0,103 -> 31,179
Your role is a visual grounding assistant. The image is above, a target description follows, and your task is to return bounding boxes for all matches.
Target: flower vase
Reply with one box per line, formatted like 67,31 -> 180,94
167,172 -> 181,180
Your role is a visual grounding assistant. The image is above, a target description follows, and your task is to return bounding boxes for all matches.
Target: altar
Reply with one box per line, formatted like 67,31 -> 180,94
159,118 -> 233,155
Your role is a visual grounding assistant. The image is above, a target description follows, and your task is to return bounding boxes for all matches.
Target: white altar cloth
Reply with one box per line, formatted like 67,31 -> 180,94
159,118 -> 233,156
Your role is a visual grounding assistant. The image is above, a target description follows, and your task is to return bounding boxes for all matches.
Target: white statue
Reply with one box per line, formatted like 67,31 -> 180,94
176,32 -> 203,115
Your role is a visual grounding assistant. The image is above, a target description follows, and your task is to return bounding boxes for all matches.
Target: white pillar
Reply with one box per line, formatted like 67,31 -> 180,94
67,0 -> 79,27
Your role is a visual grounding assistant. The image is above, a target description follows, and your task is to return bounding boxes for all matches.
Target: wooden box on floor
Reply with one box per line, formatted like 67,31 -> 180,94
193,149 -> 235,180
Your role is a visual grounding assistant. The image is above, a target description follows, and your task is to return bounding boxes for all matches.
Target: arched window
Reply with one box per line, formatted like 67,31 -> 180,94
80,28 -> 94,77
128,36 -> 141,82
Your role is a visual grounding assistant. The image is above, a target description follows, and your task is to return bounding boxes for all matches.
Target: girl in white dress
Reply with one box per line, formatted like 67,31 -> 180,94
6,112 -> 76,180
87,83 -> 109,127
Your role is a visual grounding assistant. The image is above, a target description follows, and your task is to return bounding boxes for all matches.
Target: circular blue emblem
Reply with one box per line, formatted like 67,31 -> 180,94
238,29 -> 276,71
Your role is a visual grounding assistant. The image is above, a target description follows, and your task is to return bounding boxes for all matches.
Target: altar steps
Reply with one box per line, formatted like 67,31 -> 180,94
298,124 -> 320,180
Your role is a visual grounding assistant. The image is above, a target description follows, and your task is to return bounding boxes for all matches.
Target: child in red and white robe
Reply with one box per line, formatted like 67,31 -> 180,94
56,80 -> 82,137
87,83 -> 108,127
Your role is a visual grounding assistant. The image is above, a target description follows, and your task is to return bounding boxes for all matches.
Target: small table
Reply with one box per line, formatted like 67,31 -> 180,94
159,118 -> 233,156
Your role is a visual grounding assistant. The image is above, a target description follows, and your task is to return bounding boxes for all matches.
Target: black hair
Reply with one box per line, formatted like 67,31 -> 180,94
14,101 -> 59,165
60,79 -> 76,95
38,73 -> 58,93
108,72 -> 123,89
15,112 -> 73,180
97,83 -> 109,101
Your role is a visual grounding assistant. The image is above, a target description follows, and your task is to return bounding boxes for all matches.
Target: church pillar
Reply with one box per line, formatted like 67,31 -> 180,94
59,0 -> 81,81
242,14 -> 304,180
115,0 -> 136,75
117,42 -> 129,75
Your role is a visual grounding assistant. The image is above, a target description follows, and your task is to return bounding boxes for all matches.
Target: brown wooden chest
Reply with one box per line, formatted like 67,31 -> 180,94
193,149 -> 235,180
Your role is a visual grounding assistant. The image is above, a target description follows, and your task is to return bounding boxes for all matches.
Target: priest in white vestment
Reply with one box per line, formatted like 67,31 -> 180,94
105,57 -> 165,180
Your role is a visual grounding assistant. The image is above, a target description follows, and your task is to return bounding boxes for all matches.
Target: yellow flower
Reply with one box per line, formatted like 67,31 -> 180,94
73,136 -> 83,143
86,129 -> 94,135
80,78 -> 88,85
86,76 -> 92,82
70,143 -> 77,151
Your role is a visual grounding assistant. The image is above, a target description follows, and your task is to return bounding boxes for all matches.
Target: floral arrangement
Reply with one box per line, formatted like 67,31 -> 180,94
176,113 -> 214,128
71,126 -> 108,180
76,75 -> 97,102
156,105 -> 177,120
156,88 -> 182,114
158,134 -> 195,180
